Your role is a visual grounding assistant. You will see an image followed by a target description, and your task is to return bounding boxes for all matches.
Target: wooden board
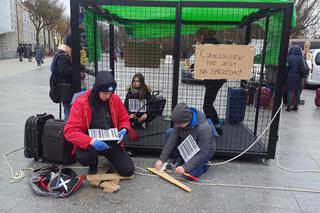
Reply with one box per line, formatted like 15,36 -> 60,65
146,167 -> 191,192
87,173 -> 134,182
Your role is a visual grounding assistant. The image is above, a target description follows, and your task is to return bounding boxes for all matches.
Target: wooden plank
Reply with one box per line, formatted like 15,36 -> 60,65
146,167 -> 191,193
100,181 -> 120,192
109,179 -> 120,185
87,173 -> 134,182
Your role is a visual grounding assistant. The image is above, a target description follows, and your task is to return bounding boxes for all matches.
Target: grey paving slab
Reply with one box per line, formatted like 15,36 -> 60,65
292,192 -> 320,213
243,189 -> 301,212
1,58 -> 320,213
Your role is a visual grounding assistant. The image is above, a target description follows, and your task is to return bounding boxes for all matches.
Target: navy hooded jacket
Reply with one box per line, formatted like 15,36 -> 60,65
286,45 -> 303,90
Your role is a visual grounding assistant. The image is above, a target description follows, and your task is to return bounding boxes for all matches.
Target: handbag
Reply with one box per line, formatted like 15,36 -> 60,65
300,58 -> 310,78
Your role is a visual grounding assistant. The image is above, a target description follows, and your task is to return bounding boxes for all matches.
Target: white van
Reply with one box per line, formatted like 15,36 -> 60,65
306,49 -> 320,86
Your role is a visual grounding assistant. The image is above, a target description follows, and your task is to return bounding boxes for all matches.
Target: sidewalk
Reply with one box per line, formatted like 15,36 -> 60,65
0,57 -> 52,80
0,61 -> 320,213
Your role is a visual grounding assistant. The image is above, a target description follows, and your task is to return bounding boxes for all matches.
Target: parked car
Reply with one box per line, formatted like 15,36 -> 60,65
305,49 -> 320,86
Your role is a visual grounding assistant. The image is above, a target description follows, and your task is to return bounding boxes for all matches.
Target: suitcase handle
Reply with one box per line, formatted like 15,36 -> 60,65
36,113 -> 47,117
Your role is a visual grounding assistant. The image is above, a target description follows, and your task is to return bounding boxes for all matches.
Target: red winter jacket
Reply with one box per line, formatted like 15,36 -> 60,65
64,90 -> 130,154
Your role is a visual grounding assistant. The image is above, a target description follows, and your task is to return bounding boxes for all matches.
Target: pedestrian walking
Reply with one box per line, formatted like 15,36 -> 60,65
34,46 -> 43,66
286,45 -> 304,111
16,44 -> 24,62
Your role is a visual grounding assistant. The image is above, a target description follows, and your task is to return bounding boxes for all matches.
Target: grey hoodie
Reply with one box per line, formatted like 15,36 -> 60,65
159,108 -> 216,172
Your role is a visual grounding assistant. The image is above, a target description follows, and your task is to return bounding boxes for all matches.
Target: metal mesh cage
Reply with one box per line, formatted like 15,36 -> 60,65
71,1 -> 294,159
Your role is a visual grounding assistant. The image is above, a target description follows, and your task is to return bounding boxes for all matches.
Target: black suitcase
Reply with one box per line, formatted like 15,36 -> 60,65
24,113 -> 54,160
226,87 -> 246,123
42,119 -> 76,165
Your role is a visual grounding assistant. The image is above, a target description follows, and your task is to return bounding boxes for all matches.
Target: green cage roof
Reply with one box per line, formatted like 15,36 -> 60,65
84,0 -> 295,64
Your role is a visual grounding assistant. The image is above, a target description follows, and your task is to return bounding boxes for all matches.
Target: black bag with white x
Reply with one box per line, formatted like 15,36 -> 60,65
29,165 -> 83,198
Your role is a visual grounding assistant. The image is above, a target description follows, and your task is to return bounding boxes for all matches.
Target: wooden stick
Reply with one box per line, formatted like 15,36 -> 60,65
87,173 -> 134,182
146,167 -> 191,192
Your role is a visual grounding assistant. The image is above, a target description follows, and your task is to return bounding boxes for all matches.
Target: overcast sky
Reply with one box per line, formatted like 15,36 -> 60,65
61,0 -> 70,16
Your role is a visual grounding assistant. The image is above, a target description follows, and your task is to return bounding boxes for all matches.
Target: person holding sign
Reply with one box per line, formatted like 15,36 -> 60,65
64,71 -> 134,175
155,103 -> 216,178
124,73 -> 155,129
194,28 -> 227,135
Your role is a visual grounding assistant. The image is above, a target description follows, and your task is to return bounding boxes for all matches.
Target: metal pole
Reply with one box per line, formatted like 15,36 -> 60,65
171,3 -> 181,112
70,0 -> 81,93
268,5 -> 293,159
109,25 -> 115,76
93,14 -> 98,75
253,17 -> 269,136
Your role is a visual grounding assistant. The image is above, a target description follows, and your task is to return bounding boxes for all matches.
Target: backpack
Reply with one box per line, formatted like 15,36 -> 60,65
29,165 -> 84,198
49,53 -> 67,103
300,58 -> 310,78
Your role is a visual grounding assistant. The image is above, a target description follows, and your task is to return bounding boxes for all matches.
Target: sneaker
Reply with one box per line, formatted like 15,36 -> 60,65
88,164 -> 98,175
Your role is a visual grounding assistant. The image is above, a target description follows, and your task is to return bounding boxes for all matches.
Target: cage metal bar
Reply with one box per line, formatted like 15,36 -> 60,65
268,4 -> 293,159
95,0 -> 178,7
70,0 -> 81,93
253,16 -> 269,136
181,1 -> 293,9
109,24 -> 115,75
171,4 -> 181,111
93,14 -> 98,75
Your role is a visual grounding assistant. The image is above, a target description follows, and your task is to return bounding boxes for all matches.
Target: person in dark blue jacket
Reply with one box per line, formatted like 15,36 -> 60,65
286,45 -> 304,112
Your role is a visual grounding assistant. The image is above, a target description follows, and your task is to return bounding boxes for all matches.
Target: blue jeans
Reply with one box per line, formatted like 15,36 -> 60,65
63,103 -> 71,120
165,128 -> 212,178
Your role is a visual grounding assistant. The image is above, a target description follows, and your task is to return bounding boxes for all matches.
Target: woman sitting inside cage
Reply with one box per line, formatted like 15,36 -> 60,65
124,73 -> 156,129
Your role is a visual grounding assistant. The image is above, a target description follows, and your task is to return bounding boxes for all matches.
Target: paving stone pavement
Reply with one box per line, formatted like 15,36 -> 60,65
1,58 -> 320,213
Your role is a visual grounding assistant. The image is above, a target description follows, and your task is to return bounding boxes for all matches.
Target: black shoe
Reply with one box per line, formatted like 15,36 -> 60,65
291,105 -> 298,111
88,164 -> 98,175
215,126 -> 223,136
286,108 -> 290,112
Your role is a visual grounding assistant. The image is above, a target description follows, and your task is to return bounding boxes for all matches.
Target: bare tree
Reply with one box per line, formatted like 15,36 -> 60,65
291,0 -> 320,38
22,0 -> 65,45
54,17 -> 70,46
43,1 -> 65,52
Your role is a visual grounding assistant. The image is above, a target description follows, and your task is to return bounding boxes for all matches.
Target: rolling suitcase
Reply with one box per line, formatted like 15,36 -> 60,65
24,113 -> 54,160
42,119 -> 76,164
257,87 -> 272,108
315,88 -> 320,108
226,87 -> 246,123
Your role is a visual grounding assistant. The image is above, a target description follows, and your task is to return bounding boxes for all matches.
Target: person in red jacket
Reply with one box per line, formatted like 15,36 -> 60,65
64,71 -> 134,175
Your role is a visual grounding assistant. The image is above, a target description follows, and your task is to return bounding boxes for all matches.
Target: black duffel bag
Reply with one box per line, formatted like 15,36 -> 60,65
42,119 -> 76,164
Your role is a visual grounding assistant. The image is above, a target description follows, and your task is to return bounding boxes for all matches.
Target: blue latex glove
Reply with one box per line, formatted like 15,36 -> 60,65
92,139 -> 110,151
117,128 -> 127,144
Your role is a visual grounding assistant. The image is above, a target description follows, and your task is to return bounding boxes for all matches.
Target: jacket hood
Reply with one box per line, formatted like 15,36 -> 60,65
189,107 -> 207,128
92,71 -> 117,93
288,45 -> 302,56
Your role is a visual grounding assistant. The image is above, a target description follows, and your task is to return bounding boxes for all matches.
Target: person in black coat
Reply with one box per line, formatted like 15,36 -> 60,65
196,28 -> 226,135
286,45 -> 304,112
124,73 -> 155,128
54,35 -> 73,120
16,44 -> 24,62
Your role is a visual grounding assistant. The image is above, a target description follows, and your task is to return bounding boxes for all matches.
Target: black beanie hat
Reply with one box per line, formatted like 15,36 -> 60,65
171,103 -> 193,124
65,34 -> 72,48
92,71 -> 117,93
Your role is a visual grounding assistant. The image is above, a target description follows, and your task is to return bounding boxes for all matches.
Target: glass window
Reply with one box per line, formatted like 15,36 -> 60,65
315,52 -> 320,66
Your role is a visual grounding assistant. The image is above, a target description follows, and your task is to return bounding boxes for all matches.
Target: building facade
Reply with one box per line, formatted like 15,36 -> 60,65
0,0 -> 47,59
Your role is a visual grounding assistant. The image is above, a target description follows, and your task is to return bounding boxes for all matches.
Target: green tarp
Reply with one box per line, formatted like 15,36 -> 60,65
84,0 -> 295,64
